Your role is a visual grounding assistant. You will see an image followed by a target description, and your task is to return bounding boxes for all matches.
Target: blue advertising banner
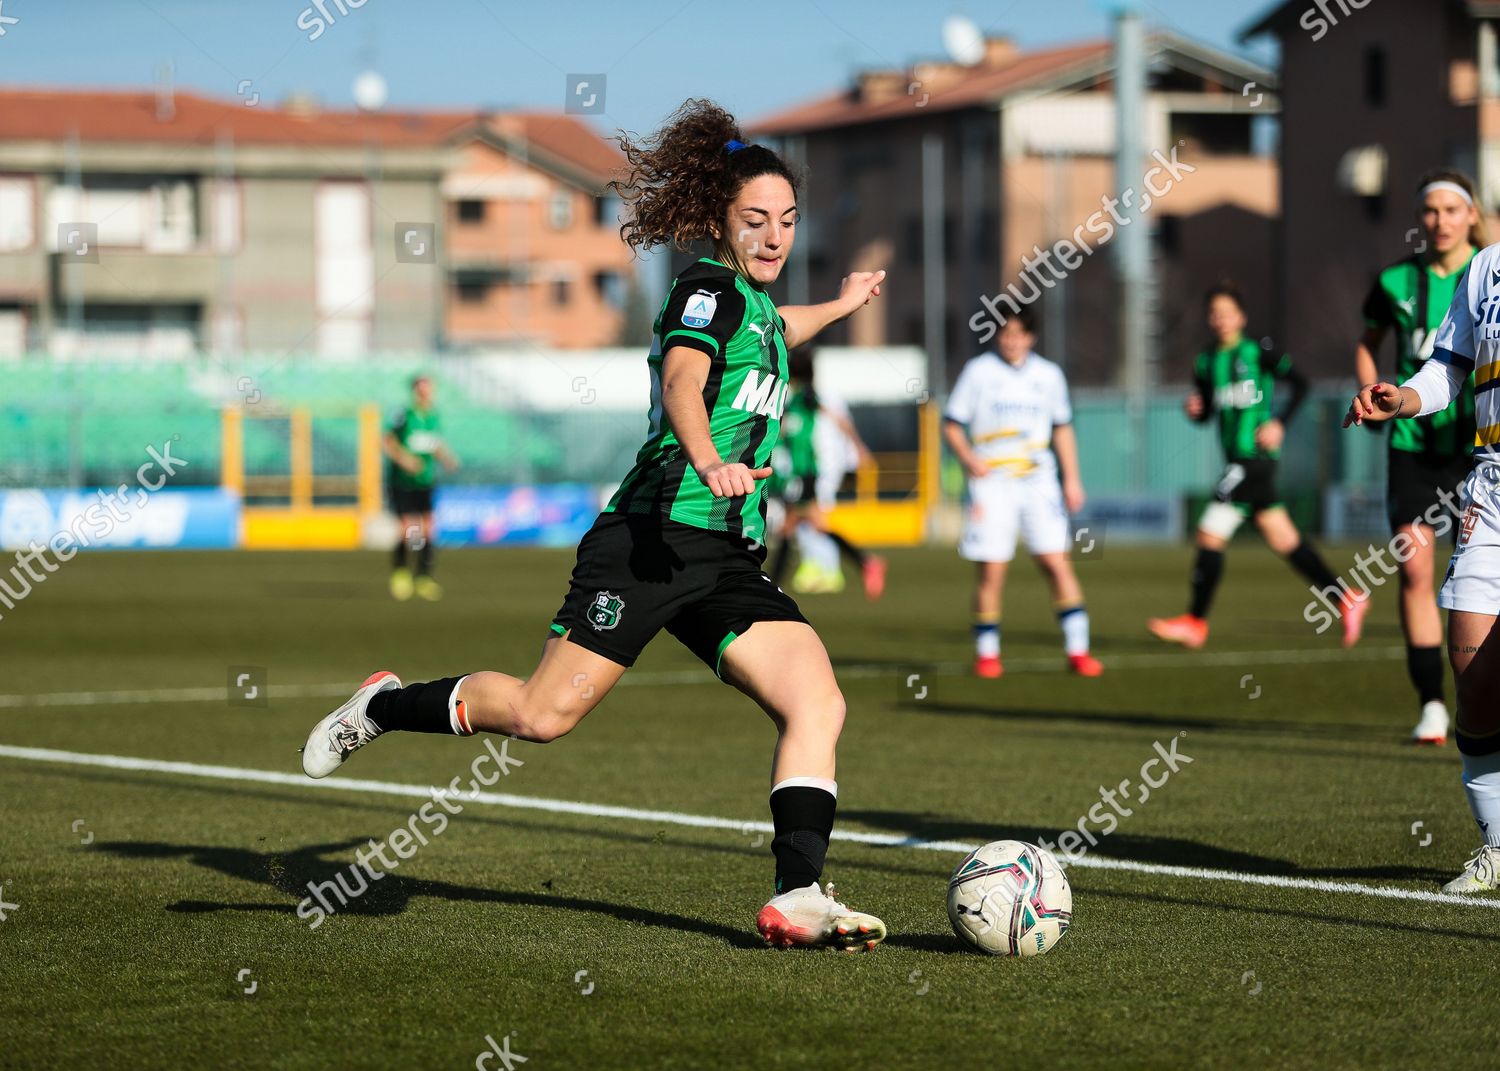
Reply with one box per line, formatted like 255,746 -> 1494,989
0,488 -> 241,550
435,485 -> 598,547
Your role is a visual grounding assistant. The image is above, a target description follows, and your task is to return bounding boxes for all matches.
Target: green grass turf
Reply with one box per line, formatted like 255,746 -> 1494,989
1,544 -> 1496,1069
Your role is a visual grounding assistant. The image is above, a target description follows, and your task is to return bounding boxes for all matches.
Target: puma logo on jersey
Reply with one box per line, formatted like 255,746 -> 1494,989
731,369 -> 788,418
747,322 -> 772,354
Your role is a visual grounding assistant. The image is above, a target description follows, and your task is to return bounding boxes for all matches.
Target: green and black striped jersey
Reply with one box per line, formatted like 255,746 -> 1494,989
1363,253 -> 1477,458
1193,338 -> 1305,461
781,385 -> 821,479
605,258 -> 789,543
388,405 -> 443,491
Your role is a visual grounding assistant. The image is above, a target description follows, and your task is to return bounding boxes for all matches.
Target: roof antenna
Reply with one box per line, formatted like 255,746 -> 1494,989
154,60 -> 175,121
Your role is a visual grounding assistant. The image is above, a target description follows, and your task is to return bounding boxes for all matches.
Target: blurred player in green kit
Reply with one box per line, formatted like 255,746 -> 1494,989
1355,169 -> 1484,745
385,375 -> 459,601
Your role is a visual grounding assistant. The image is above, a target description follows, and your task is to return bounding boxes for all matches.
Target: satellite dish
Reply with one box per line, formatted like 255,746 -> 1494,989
942,15 -> 986,66
353,71 -> 388,112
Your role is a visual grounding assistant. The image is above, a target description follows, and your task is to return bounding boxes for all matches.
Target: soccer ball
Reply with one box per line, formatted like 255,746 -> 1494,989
946,840 -> 1072,956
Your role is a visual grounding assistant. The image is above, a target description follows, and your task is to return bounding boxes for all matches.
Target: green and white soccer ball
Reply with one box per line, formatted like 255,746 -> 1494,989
946,840 -> 1072,956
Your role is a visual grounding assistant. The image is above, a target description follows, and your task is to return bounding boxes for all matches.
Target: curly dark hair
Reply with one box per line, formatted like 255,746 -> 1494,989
610,99 -> 800,255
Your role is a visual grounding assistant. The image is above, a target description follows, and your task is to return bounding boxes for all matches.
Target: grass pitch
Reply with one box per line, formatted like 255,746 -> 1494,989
1,543 -> 1496,1069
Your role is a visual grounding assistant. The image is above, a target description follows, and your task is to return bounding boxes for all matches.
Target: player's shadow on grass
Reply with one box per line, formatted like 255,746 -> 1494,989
95,839 -> 764,949
912,700 -> 1401,743
838,809 -> 1454,884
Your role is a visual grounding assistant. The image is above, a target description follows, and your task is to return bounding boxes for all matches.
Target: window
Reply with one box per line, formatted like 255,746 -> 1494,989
0,306 -> 27,358
456,280 -> 489,304
212,180 -> 241,253
594,270 -> 624,308
45,176 -> 198,250
457,199 -> 486,223
553,279 -> 570,306
0,177 -> 34,251
548,190 -> 573,230
1365,46 -> 1387,108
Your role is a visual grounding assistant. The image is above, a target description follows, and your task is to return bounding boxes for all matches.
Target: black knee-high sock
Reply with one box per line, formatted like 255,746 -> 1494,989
769,784 -> 836,893
366,676 -> 470,734
771,538 -> 794,583
827,530 -> 867,568
1287,541 -> 1340,592
418,541 -> 434,578
1407,645 -> 1446,705
393,538 -> 408,571
1189,548 -> 1225,620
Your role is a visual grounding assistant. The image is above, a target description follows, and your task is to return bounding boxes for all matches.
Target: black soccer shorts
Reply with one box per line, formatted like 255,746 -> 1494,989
1387,449 -> 1472,536
1213,458 -> 1282,514
549,512 -> 808,676
390,486 -> 434,516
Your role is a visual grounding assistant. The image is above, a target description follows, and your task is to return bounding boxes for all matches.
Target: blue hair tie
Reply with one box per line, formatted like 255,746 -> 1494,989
726,139 -> 749,153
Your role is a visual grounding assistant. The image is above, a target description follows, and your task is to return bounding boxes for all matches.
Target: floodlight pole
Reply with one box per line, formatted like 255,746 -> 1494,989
922,130 -> 947,401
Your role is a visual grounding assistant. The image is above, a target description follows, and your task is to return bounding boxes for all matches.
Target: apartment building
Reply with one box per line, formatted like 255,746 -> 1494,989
752,33 -> 1280,387
1244,0 -> 1500,376
0,87 -> 629,357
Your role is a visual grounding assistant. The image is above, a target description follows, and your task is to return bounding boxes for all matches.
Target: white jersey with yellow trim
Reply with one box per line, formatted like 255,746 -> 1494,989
1423,243 -> 1500,459
944,351 -> 1072,480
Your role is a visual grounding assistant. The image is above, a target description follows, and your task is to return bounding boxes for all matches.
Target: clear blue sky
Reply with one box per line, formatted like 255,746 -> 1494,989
0,0 -> 1277,131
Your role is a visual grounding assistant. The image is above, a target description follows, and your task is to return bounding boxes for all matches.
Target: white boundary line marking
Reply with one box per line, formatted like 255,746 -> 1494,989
1,742 -> 1494,913
0,646 -> 1405,709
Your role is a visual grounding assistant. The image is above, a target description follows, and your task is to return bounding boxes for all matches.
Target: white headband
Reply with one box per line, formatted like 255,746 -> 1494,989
1421,180 -> 1474,207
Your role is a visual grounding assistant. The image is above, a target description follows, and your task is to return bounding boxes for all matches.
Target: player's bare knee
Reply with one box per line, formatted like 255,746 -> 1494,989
507,691 -> 580,744
780,688 -> 845,739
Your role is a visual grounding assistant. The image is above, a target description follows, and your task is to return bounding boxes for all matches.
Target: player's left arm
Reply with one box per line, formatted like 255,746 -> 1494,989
1052,423 -> 1085,513
1255,355 -> 1306,453
436,442 -> 460,473
779,270 -> 886,348
1050,367 -> 1084,512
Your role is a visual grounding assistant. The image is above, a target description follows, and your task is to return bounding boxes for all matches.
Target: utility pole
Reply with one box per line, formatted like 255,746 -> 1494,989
1114,1 -> 1152,489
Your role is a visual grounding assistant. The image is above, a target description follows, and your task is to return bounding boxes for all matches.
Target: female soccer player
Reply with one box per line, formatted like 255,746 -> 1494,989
300,100 -> 890,948
1149,284 -> 1367,649
1355,170 -> 1484,744
385,375 -> 459,602
943,308 -> 1104,679
1346,239 -> 1500,893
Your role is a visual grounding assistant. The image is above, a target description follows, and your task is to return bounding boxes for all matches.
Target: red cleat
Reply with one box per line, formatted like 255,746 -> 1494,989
1068,653 -> 1105,677
1147,614 -> 1209,650
974,655 -> 1003,679
1340,591 -> 1370,648
861,554 -> 887,601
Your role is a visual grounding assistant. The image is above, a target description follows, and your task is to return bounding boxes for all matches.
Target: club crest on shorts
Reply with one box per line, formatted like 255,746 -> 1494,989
681,290 -> 718,329
587,590 -> 625,631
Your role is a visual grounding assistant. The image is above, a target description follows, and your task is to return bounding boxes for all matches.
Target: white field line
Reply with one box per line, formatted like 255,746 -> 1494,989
0,646 -> 1406,709
0,742 -> 1493,913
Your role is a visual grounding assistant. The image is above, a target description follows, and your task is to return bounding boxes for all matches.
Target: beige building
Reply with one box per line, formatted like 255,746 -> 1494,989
1244,0 -> 1500,377
0,88 -> 629,357
752,34 -> 1280,387
441,113 -> 631,350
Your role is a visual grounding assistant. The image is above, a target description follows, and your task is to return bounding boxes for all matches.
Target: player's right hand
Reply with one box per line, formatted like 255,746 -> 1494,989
964,458 -> 991,480
1185,393 -> 1205,419
1344,382 -> 1402,427
699,460 -> 772,498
